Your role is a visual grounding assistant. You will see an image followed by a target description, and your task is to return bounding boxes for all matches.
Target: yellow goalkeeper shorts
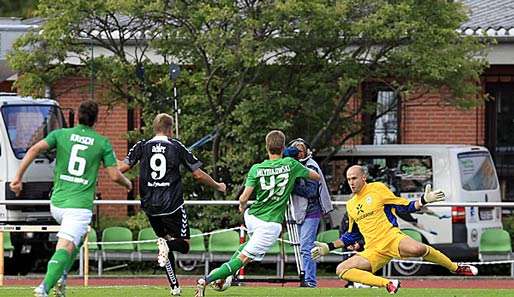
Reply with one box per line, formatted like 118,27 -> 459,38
357,232 -> 408,273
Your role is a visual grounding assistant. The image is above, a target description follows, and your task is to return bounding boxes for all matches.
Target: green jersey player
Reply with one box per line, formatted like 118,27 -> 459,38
11,100 -> 132,297
195,130 -> 320,297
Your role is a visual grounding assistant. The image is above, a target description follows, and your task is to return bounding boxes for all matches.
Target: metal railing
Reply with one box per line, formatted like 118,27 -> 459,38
2,199 -> 514,207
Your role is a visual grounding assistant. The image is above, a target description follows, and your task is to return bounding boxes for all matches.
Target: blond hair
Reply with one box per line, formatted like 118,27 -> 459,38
266,130 -> 285,155
153,113 -> 174,134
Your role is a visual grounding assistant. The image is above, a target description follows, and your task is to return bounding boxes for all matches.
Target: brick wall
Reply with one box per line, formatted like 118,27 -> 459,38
343,86 -> 486,146
53,77 -> 131,217
401,91 -> 485,145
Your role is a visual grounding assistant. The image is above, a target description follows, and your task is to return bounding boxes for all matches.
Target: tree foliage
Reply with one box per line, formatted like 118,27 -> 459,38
8,0 -> 487,230
0,0 -> 38,17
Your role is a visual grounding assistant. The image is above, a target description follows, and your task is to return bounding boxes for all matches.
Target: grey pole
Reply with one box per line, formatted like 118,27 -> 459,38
169,64 -> 181,138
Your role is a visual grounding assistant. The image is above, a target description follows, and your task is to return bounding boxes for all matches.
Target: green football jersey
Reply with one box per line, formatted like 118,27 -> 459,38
246,157 -> 310,223
44,124 -> 117,210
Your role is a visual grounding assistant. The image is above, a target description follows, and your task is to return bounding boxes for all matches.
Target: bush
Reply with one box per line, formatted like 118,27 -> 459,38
126,211 -> 151,233
96,215 -> 128,230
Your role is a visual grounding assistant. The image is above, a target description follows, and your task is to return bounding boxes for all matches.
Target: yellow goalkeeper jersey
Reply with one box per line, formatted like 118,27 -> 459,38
346,182 -> 416,250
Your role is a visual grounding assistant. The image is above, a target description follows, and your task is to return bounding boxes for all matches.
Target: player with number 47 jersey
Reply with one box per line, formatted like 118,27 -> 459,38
195,130 -> 320,297
119,113 -> 226,296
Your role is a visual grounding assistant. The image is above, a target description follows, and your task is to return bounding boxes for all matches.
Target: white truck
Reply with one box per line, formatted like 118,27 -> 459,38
317,144 -> 503,275
0,92 -> 70,274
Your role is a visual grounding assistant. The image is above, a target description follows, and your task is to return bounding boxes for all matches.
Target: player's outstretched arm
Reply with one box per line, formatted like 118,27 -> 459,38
106,166 -> 132,191
10,140 -> 49,196
418,184 -> 446,208
311,239 -> 344,260
191,168 -> 226,193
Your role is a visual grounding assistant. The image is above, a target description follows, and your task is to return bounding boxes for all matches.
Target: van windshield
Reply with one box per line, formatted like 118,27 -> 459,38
458,151 -> 498,191
1,104 -> 65,159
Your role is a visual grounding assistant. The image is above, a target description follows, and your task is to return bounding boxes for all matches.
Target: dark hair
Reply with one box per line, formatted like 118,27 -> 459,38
78,100 -> 99,127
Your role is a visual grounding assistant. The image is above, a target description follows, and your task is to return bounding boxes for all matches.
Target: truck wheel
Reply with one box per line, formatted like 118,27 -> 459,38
391,261 -> 429,276
177,260 -> 197,272
391,262 -> 430,276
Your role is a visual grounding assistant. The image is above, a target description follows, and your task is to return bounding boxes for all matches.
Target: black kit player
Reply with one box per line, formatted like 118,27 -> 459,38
119,113 -> 226,296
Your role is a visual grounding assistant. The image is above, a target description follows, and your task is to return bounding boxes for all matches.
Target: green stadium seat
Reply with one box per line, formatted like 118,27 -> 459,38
206,230 -> 241,273
189,228 -> 206,252
401,229 -> 423,242
208,230 -> 240,253
137,228 -> 158,252
479,229 -> 512,254
478,229 -> 513,277
101,227 -> 135,252
3,232 -> 13,251
3,232 -> 13,258
87,227 -> 99,251
98,226 -> 136,276
317,230 -> 340,243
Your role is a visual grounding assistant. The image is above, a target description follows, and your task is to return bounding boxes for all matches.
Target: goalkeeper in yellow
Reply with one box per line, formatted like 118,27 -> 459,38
311,165 -> 477,294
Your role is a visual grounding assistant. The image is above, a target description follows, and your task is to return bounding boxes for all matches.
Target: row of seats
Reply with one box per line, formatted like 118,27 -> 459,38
83,227 -> 342,276
3,227 -> 513,276
87,226 -> 340,254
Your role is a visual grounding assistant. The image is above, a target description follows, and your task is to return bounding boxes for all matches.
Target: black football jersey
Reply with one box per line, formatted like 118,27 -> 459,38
124,136 -> 202,216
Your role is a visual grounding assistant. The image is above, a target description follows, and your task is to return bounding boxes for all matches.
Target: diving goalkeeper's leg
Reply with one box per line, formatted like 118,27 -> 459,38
336,255 -> 400,294
399,237 -> 477,276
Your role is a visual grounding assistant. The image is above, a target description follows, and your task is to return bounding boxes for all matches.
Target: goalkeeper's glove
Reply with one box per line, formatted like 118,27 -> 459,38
311,241 -> 333,260
421,184 -> 446,206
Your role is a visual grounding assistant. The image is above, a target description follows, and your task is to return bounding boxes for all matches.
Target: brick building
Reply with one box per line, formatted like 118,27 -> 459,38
1,0 -> 514,211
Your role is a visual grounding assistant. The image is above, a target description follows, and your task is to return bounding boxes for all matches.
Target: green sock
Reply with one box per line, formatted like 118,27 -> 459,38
43,249 -> 70,292
230,242 -> 247,261
206,258 -> 244,283
64,246 -> 80,276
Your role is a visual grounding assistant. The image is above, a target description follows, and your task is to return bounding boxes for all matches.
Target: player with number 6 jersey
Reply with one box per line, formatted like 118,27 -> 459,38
119,113 -> 226,296
10,100 -> 132,297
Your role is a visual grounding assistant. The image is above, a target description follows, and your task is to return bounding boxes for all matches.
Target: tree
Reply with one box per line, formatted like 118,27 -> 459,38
0,0 -> 38,17
8,0 -> 486,230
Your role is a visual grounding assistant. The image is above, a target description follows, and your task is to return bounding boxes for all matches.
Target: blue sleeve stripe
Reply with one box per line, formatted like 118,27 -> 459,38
384,205 -> 399,228
389,201 -> 417,213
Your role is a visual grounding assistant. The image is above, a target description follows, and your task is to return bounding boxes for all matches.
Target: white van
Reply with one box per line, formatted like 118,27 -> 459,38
317,144 -> 502,275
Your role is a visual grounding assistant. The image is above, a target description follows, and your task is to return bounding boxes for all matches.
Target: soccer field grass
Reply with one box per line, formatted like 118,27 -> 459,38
2,286 -> 514,297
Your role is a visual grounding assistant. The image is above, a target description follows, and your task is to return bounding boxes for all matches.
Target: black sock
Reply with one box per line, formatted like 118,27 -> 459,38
167,238 -> 190,254
164,252 -> 179,289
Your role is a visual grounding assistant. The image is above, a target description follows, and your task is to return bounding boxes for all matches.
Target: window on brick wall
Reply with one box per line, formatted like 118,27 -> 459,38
486,82 -> 514,201
362,84 -> 399,145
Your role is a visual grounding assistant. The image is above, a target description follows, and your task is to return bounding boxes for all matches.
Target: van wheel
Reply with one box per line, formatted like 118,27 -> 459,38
391,261 -> 429,276
177,260 -> 197,272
